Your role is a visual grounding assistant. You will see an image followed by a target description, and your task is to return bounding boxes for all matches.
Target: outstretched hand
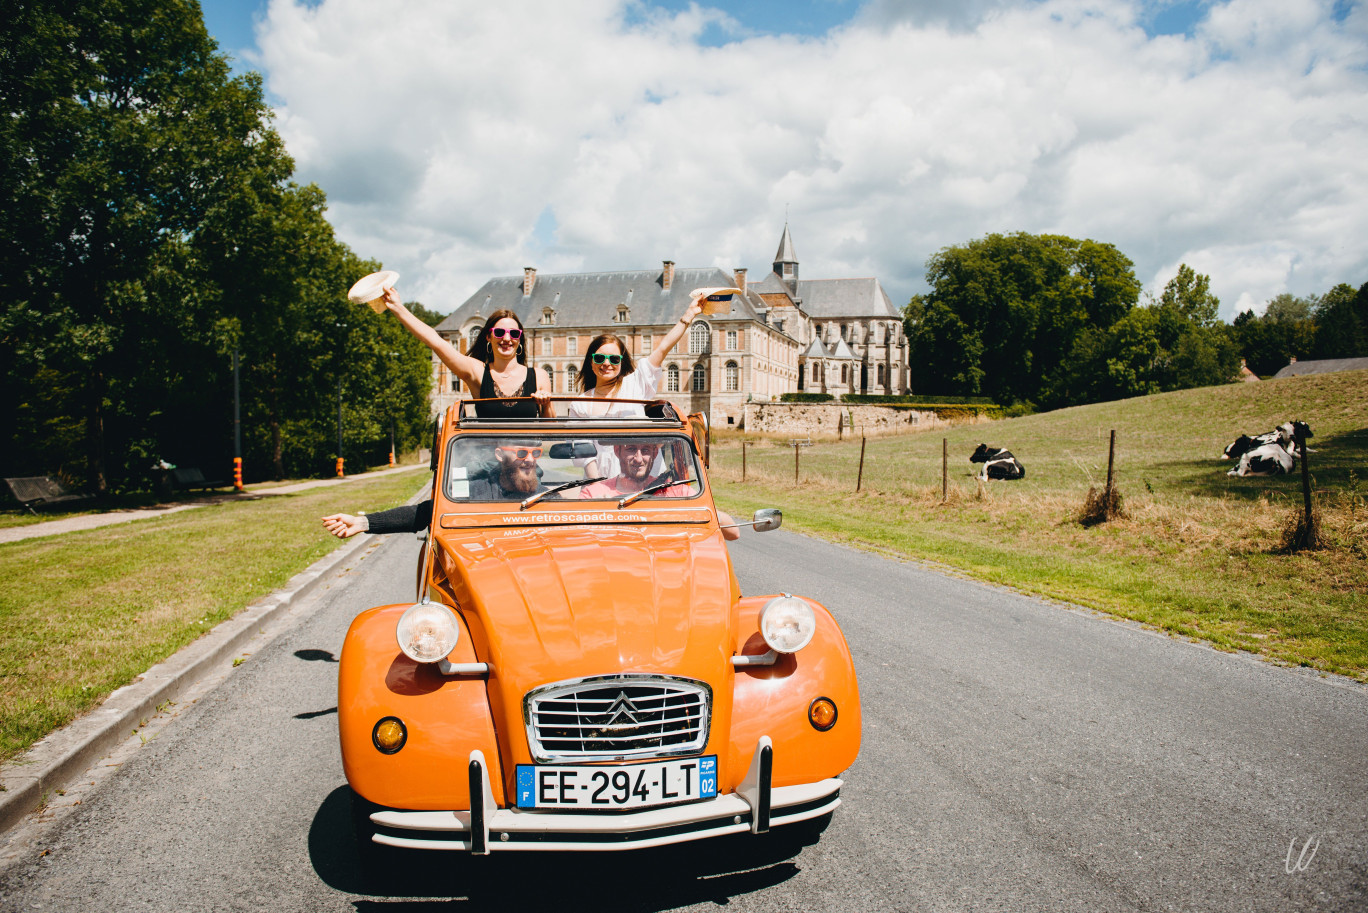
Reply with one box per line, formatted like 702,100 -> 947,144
321,513 -> 367,539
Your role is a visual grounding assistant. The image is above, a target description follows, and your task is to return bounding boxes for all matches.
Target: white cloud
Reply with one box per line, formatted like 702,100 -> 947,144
256,0 -> 1368,320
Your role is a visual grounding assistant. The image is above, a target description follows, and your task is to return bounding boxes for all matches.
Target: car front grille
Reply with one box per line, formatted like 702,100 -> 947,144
524,675 -> 711,762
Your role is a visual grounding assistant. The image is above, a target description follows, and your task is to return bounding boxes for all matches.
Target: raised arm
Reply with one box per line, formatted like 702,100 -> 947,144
381,287 -> 485,388
646,294 -> 706,370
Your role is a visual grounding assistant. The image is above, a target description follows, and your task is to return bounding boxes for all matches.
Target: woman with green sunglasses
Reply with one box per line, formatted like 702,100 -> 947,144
566,293 -> 706,476
568,293 -> 705,419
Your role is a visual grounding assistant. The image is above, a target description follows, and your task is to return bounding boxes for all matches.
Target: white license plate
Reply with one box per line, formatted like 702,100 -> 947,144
515,756 -> 717,810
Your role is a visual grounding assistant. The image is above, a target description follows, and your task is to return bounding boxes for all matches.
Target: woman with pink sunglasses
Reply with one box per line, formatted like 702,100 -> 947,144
377,287 -> 553,418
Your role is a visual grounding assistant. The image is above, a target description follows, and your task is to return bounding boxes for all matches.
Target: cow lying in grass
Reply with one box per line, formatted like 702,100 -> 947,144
970,444 -> 1025,480
1222,421 -> 1313,462
1227,442 -> 1296,477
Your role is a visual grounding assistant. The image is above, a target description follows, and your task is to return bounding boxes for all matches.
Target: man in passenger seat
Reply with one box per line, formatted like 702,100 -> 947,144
579,440 -> 739,541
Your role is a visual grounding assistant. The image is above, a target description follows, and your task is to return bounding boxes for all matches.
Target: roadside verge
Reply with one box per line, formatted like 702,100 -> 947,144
0,483 -> 423,834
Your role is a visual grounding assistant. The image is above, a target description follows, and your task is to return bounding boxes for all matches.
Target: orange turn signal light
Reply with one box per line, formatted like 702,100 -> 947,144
808,697 -> 837,731
372,716 -> 407,754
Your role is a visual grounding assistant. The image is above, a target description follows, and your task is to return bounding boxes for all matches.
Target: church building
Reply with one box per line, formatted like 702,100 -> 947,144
431,227 -> 909,427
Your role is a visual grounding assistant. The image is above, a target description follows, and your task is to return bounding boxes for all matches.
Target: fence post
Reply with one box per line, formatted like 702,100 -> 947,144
942,438 -> 948,503
742,440 -> 747,482
838,411 -> 843,441
794,441 -> 800,484
856,436 -> 866,492
1297,423 -> 1318,548
1105,430 -> 1116,504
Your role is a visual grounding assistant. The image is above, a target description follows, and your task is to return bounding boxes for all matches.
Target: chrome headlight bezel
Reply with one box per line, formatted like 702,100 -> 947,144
395,601 -> 460,664
759,594 -> 816,654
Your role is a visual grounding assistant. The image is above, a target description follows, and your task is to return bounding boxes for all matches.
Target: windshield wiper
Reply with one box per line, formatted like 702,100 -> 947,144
617,478 -> 696,509
521,476 -> 608,510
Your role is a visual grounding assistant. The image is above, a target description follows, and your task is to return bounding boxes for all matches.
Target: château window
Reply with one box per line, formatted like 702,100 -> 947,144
725,330 -> 737,350
724,361 -> 738,392
616,305 -> 629,323
691,363 -> 706,392
541,308 -> 555,326
689,321 -> 711,355
542,364 -> 555,392
666,364 -> 680,392
567,336 -> 577,356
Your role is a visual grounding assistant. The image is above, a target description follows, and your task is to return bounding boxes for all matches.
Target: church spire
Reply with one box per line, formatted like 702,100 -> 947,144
773,223 -> 799,294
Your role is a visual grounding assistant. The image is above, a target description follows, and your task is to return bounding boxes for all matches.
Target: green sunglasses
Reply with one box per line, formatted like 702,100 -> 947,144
591,353 -> 623,365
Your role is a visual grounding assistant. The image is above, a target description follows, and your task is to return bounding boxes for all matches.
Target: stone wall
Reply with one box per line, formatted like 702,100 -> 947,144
742,402 -> 990,438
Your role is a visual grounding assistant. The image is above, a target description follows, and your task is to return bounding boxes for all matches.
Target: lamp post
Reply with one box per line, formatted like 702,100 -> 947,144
233,348 -> 243,490
335,322 -> 348,477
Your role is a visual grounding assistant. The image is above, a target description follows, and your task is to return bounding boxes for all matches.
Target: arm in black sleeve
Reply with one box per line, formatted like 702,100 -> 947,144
364,499 -> 433,535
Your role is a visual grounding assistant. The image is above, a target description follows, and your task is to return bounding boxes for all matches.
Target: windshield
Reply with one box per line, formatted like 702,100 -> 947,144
443,433 -> 703,504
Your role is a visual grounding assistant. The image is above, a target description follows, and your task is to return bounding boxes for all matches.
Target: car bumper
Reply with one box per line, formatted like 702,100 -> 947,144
365,738 -> 841,852
369,779 -> 841,852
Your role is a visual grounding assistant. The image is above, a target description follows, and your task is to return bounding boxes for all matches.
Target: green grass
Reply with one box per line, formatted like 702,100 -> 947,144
713,370 -> 1368,680
0,471 -> 428,763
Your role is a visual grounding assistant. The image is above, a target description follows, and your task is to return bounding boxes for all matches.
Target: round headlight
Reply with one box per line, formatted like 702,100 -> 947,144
760,595 -> 816,654
396,602 -> 460,663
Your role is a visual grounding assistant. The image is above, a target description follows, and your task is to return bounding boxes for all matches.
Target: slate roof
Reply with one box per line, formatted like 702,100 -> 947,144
436,267 -> 762,334
774,224 -> 798,264
803,338 -> 829,358
797,278 -> 899,320
1272,358 -> 1368,378
829,338 -> 857,360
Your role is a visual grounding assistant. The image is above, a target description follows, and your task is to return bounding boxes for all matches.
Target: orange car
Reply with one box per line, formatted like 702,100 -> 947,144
340,399 -> 861,855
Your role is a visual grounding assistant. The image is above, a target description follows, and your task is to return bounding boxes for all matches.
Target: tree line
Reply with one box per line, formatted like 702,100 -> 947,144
0,0 -> 437,495
904,232 -> 1367,410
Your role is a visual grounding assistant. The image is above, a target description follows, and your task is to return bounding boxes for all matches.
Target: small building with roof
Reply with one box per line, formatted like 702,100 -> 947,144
1272,356 -> 1368,379
431,227 -> 909,427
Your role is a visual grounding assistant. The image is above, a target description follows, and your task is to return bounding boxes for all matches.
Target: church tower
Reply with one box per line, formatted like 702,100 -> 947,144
773,224 -> 799,297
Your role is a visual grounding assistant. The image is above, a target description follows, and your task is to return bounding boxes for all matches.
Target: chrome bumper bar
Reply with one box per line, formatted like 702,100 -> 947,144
365,739 -> 841,853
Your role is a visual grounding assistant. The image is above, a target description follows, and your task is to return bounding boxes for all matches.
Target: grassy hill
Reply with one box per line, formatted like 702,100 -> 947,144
711,370 -> 1368,681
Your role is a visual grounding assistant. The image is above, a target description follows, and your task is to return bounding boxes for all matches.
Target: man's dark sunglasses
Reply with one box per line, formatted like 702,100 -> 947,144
591,353 -> 623,365
496,447 -> 542,460
489,327 -> 523,340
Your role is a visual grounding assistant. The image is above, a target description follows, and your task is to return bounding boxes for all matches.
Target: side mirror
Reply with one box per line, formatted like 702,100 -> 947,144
751,508 -> 782,532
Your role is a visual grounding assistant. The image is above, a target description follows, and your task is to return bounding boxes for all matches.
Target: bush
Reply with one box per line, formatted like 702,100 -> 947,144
780,392 -> 835,403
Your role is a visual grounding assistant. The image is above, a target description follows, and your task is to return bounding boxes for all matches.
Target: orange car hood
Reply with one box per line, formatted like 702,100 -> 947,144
433,522 -> 738,754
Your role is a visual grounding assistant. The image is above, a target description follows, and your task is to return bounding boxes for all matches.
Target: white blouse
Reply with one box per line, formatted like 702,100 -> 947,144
566,360 -> 663,478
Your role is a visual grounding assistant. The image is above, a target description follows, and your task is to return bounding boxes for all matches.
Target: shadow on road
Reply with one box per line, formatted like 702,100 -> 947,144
308,786 -> 810,911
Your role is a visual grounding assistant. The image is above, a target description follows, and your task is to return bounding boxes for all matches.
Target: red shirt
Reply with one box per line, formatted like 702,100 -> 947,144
579,477 -> 692,499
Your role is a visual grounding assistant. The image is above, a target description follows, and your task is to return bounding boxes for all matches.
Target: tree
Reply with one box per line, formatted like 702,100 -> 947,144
1310,282 -> 1367,359
0,0 -> 290,492
903,232 -> 1141,408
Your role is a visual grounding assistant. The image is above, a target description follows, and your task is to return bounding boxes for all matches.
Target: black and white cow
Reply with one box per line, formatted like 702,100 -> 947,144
1227,442 -> 1296,477
1222,421 -> 1313,461
970,444 -> 1026,481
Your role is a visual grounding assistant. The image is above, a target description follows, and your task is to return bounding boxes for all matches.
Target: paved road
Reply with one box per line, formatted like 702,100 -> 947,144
1,528 -> 1364,912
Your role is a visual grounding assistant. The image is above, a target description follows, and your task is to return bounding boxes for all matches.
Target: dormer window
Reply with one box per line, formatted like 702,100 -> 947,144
541,307 -> 556,326
616,305 -> 630,323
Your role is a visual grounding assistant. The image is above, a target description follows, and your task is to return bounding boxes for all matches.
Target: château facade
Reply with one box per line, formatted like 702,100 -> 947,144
431,227 -> 909,428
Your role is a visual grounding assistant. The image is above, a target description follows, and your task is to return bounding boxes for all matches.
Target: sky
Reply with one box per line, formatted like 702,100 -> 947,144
198,0 -> 1368,320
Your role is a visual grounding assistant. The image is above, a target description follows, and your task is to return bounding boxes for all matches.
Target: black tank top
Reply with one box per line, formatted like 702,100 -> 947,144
476,365 -> 539,418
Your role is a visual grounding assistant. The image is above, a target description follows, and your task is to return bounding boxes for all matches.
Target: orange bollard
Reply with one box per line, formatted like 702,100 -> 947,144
233,457 -> 243,491
336,457 -> 345,478
388,450 -> 395,467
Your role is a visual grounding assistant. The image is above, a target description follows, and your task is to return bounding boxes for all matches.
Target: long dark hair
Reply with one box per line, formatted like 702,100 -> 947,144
467,310 -> 528,365
577,333 -> 636,391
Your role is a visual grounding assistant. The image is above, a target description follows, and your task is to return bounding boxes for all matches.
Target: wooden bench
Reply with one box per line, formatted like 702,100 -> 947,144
170,467 -> 227,492
3,476 -> 95,514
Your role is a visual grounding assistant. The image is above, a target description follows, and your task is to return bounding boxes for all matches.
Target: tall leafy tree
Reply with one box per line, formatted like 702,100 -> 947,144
904,232 -> 1141,407
0,0 -> 288,492
1310,282 -> 1367,360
